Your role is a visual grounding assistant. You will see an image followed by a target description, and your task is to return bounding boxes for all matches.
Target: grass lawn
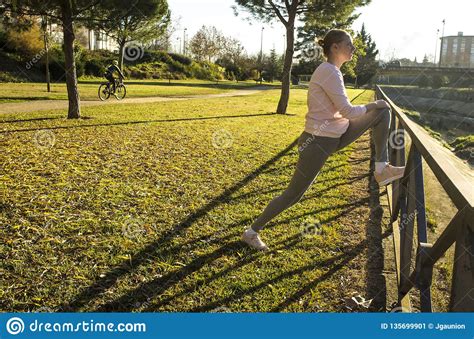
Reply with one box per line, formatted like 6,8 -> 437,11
0,79 -> 274,103
0,88 -> 379,312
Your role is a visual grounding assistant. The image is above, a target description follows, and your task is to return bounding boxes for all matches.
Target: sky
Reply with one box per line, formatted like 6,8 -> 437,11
167,0 -> 474,62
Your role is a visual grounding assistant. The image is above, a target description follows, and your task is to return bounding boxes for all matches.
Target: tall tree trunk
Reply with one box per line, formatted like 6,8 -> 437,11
276,22 -> 295,114
118,40 -> 126,71
41,17 -> 51,92
61,1 -> 81,119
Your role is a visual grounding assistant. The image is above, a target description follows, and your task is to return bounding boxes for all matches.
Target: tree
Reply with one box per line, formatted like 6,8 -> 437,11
1,0 -> 105,119
93,0 -> 170,70
189,25 -> 226,63
216,37 -> 248,80
233,0 -> 370,114
264,48 -> 282,82
354,23 -> 378,87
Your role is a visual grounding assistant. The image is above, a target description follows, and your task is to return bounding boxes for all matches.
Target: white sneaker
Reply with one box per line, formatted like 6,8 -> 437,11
241,229 -> 269,251
374,164 -> 405,186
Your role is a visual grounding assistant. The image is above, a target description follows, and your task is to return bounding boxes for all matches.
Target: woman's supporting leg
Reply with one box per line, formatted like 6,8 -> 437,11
336,107 -> 391,162
250,132 -> 339,232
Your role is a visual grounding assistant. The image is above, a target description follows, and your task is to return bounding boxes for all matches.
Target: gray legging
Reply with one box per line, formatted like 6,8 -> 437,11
251,107 -> 391,232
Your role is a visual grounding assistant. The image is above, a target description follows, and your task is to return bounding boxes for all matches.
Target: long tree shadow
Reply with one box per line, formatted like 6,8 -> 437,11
59,137 -> 299,311
269,228 -> 393,312
90,192 -> 373,312
1,112 -> 277,134
141,198 -> 374,311
188,249 -> 356,312
0,117 -> 61,124
182,227 -> 392,313
107,146 -> 374,311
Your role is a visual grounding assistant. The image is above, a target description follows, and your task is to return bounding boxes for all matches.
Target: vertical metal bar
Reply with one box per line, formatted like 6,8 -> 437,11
414,148 -> 428,242
413,148 -> 432,312
399,146 -> 415,302
391,123 -> 405,222
396,127 -> 409,306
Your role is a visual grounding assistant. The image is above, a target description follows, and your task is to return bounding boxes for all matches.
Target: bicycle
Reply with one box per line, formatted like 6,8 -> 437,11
98,78 -> 127,101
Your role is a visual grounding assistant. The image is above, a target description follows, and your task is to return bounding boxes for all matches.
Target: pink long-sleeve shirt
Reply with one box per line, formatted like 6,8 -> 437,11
304,61 -> 367,138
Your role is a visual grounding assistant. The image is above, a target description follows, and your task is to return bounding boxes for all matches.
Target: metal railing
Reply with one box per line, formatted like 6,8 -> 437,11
375,85 -> 474,312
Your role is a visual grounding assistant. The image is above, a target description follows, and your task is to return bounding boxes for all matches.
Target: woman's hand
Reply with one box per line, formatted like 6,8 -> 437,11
365,100 -> 390,112
375,100 -> 390,109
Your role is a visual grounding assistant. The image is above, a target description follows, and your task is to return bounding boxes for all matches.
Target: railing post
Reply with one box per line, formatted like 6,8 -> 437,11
398,145 -> 413,307
412,147 -> 432,312
391,123 -> 405,222
449,210 -> 474,312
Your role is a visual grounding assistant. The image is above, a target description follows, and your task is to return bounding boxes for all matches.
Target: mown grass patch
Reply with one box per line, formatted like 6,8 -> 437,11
0,88 -> 374,312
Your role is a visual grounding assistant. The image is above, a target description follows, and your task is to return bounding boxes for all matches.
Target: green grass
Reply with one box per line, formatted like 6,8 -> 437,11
450,135 -> 474,152
0,88 -> 374,312
0,79 -> 273,103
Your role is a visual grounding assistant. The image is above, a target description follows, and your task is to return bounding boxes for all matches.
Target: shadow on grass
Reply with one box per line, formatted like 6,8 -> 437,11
146,195 -> 378,313
85,167 -> 373,312
0,113 -> 277,133
0,96 -> 54,102
268,228 -> 392,312
59,136 -> 299,312
0,117 -> 60,124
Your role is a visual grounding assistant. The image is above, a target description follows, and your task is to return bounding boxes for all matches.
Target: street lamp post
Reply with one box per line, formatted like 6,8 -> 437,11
434,29 -> 439,66
259,27 -> 264,84
183,28 -> 187,55
439,19 -> 445,67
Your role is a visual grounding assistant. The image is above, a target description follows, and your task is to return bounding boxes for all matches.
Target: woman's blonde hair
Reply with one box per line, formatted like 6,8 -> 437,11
317,29 -> 351,58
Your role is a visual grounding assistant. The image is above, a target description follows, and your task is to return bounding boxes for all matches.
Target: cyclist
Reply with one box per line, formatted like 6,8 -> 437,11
104,60 -> 125,94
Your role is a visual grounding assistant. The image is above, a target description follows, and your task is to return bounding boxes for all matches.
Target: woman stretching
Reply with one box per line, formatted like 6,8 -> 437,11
242,29 -> 405,251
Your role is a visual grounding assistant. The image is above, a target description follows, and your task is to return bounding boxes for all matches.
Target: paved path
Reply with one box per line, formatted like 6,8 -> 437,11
0,87 -> 271,114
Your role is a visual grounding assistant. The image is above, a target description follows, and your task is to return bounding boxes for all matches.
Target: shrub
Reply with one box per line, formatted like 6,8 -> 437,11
431,75 -> 449,89
5,23 -> 44,60
168,53 -> 193,65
